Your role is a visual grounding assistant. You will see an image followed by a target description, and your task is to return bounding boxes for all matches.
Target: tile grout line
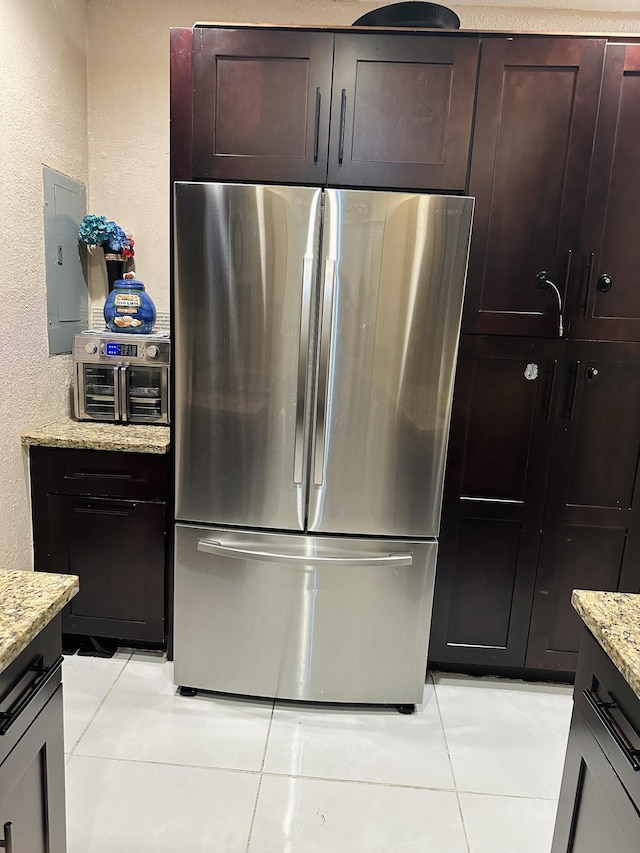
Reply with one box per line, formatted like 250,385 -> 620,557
244,698 -> 276,853
63,749 -> 467,795
66,650 -> 133,756
431,672 -> 472,853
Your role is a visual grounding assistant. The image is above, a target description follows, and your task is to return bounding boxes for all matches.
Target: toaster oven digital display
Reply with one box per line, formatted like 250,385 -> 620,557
105,342 -> 138,357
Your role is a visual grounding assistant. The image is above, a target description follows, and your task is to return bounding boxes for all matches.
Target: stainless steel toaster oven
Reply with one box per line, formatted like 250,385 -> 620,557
73,331 -> 170,424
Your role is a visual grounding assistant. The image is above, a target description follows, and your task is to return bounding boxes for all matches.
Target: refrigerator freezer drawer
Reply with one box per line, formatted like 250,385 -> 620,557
173,524 -> 437,705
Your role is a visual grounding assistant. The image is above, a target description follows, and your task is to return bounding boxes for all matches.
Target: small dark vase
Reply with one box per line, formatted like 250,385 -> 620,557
104,250 -> 126,292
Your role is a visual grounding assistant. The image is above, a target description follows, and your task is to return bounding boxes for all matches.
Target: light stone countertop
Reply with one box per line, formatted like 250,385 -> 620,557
21,419 -> 170,454
0,570 -> 79,675
572,589 -> 640,701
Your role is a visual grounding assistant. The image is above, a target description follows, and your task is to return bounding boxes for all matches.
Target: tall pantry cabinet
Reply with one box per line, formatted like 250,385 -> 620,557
171,25 -> 640,679
430,38 -> 640,677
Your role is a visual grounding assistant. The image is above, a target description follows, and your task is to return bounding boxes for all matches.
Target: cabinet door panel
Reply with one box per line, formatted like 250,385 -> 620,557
546,526 -> 625,655
429,336 -> 560,668
459,353 -> 545,501
192,28 -> 333,183
571,45 -> 640,341
445,516 -> 522,649
527,342 -> 640,671
0,687 -> 65,853
328,34 -> 478,190
464,38 -> 605,336
40,495 -> 166,643
565,358 -> 640,509
552,706 -> 639,853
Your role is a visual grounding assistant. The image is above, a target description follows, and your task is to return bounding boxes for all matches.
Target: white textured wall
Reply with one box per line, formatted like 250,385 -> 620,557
0,0 -> 88,569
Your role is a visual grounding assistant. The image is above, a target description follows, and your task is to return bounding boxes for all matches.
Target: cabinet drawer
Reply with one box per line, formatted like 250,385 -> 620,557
30,446 -> 167,500
0,617 -> 62,765
574,629 -> 640,805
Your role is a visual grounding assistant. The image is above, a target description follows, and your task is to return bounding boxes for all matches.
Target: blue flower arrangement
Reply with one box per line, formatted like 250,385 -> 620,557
79,215 -> 135,258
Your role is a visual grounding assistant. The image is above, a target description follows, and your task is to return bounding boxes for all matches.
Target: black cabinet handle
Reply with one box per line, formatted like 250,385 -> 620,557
0,822 -> 13,853
313,88 -> 321,163
583,252 -> 595,318
338,89 -> 347,165
74,505 -> 130,516
565,361 -> 581,421
69,471 -> 132,481
543,359 -> 558,421
0,657 -> 62,735
597,273 -> 613,293
563,248 -> 572,294
583,689 -> 640,772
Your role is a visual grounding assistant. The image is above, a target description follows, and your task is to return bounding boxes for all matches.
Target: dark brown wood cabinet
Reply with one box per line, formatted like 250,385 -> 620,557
30,446 -> 168,645
0,618 -> 66,853
431,338 -> 640,676
552,629 -> 640,851
568,44 -> 640,343
327,32 -> 478,190
526,342 -> 640,671
189,26 -> 479,190
464,38 -> 640,345
463,37 -> 606,338
192,28 -> 334,184
429,335 -> 560,669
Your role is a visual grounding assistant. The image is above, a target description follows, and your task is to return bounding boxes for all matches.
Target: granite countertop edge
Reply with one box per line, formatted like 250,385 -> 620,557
572,589 -> 640,702
20,419 -> 170,454
0,570 -> 79,675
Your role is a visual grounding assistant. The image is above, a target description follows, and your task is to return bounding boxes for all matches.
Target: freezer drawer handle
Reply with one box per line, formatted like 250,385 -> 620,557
197,539 -> 413,567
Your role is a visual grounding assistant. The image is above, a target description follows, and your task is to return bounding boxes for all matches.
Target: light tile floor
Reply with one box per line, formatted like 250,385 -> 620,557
63,651 -> 573,853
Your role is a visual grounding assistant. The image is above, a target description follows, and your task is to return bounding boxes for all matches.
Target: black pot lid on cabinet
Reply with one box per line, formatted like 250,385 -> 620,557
352,2 -> 461,29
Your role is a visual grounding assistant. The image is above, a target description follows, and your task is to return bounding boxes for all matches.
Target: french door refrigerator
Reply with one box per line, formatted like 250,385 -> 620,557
173,182 -> 473,705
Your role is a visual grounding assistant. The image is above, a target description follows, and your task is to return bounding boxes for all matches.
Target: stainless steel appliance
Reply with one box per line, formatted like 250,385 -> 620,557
73,330 -> 170,424
173,183 -> 473,705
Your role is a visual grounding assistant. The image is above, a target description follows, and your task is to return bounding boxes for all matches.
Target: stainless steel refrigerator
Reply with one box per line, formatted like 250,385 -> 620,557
173,182 -> 473,705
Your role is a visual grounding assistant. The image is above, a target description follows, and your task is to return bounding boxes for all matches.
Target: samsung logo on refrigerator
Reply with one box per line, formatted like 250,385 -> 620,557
436,208 -> 463,215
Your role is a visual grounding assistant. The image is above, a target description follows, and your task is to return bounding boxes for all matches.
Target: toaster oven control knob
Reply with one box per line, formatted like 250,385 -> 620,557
146,345 -> 160,359
84,342 -> 98,354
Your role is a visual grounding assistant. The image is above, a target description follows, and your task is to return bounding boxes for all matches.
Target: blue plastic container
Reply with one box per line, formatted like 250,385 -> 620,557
104,279 -> 156,334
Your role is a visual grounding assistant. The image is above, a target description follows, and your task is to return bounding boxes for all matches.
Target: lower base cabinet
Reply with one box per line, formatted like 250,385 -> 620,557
30,445 -> 168,645
0,618 -> 66,853
552,629 -> 640,851
430,336 -> 640,679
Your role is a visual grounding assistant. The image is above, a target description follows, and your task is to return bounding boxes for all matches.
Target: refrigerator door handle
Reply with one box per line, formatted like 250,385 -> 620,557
314,256 -> 336,486
294,254 -> 314,484
197,538 -> 413,567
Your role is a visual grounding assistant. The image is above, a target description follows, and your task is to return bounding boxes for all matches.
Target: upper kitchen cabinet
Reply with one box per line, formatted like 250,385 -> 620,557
327,33 -> 478,190
191,28 -> 334,183
188,26 -> 479,190
569,45 -> 640,342
463,37 -> 606,338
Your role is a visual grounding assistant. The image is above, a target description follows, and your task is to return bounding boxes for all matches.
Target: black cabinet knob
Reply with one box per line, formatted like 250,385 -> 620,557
596,273 -> 613,293
585,366 -> 599,383
535,270 -> 554,290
